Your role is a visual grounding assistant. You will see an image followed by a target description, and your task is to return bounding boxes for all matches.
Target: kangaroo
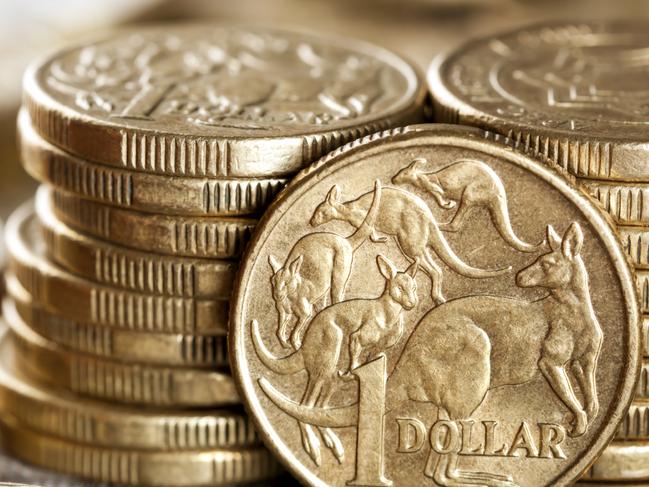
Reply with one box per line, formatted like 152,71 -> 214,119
269,181 -> 381,349
392,158 -> 543,253
252,254 -> 419,467
260,223 -> 602,487
310,184 -> 510,304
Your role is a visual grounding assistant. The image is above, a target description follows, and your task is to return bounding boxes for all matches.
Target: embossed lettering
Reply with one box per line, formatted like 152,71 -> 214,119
539,423 -> 567,459
396,418 -> 426,453
508,421 -> 538,458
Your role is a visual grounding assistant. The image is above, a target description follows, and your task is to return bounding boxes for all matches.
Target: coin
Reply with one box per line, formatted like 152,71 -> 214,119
19,110 -> 286,217
0,321 -> 254,449
230,124 -> 639,487
6,203 -> 228,335
5,300 -> 238,407
24,25 -> 426,179
635,269 -> 649,314
582,441 -> 649,482
7,279 -> 229,367
428,22 -> 649,181
616,400 -> 649,441
36,193 -> 237,299
616,226 -> 649,269
0,416 -> 282,486
46,186 -> 255,259
582,179 -> 649,227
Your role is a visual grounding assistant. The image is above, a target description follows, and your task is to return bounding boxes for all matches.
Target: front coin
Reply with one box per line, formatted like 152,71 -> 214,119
230,125 -> 639,487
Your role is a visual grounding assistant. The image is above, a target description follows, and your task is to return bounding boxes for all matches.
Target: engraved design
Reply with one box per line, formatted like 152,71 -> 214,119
584,181 -> 649,225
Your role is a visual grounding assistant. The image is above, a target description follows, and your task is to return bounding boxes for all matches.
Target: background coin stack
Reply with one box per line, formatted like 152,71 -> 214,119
0,25 -> 426,485
428,21 -> 649,484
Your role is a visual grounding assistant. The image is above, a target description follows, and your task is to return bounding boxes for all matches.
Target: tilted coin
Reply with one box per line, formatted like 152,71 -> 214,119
7,279 -> 229,367
230,124 -> 639,487
582,179 -> 649,227
616,400 -> 649,441
19,111 -> 286,217
6,203 -> 228,335
429,21 -> 649,181
45,186 -> 255,259
4,300 -> 238,407
36,192 -> 237,299
616,226 -> 649,269
0,416 -> 282,487
582,441 -> 649,482
24,25 -> 426,178
635,269 -> 649,314
0,322 -> 254,449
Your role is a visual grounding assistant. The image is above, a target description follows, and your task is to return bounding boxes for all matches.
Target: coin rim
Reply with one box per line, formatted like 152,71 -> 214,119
229,123 -> 640,487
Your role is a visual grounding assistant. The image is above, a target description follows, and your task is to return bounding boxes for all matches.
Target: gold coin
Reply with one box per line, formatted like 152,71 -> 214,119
0,322 -> 255,450
428,22 -> 649,181
230,125 -> 639,486
24,25 -> 426,179
0,416 -> 282,486
36,193 -> 237,299
582,441 -> 649,482
635,270 -> 649,314
19,110 -> 286,217
4,298 -> 238,407
582,179 -> 649,227
7,279 -> 229,368
45,186 -> 255,259
6,203 -> 228,335
616,400 -> 649,441
617,226 -> 649,269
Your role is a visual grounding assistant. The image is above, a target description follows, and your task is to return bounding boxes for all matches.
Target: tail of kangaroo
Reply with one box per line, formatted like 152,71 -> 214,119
428,223 -> 511,278
491,195 -> 544,253
347,180 -> 382,251
251,320 -> 304,375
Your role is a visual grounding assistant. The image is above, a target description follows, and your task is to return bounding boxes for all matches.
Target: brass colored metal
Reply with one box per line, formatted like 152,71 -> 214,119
36,193 -> 237,299
616,400 -> 649,441
582,179 -> 649,227
230,124 -> 639,487
6,204 -> 228,335
428,22 -> 649,181
23,25 -> 426,178
5,300 -> 238,407
7,279 -> 229,368
0,416 -> 282,486
617,226 -> 649,269
46,186 -> 255,259
0,322 -> 255,450
19,111 -> 286,217
582,441 -> 649,482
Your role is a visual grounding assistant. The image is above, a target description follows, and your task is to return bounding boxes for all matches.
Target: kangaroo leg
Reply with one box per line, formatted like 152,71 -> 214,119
330,250 -> 353,305
315,380 -> 345,463
439,199 -> 472,233
573,353 -> 600,421
291,297 -> 314,349
299,378 -> 325,466
423,250 -> 446,305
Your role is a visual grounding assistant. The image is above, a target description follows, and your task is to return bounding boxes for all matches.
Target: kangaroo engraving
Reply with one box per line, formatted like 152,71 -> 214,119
259,223 -> 602,487
269,181 -> 382,349
310,185 -> 510,305
392,158 -> 543,253
252,254 -> 419,466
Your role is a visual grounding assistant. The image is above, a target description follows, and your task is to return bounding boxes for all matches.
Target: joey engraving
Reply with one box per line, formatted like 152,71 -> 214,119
310,185 -> 510,304
252,254 -> 418,467
269,181 -> 381,349
392,158 -> 543,252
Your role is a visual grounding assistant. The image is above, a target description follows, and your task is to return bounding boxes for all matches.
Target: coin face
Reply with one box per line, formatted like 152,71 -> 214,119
25,25 -> 425,177
429,22 -> 649,180
230,124 -> 639,487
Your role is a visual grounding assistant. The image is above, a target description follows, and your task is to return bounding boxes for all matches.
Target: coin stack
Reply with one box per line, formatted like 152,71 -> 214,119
0,25 -> 426,485
428,21 -> 649,484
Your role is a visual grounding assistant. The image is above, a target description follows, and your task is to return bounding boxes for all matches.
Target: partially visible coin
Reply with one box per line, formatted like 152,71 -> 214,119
36,193 -> 237,299
0,416 -> 282,486
7,279 -> 229,367
24,25 -> 426,178
46,186 -> 255,259
19,110 -> 286,217
230,124 -> 639,487
6,203 -> 228,335
616,226 -> 649,269
5,301 -> 238,407
582,441 -> 649,482
429,21 -> 649,181
617,401 -> 649,441
582,179 -> 649,227
0,321 -> 254,449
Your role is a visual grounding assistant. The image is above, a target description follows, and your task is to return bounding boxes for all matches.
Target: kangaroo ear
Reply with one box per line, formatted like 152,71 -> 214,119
289,255 -> 304,275
562,222 -> 583,259
411,157 -> 428,170
547,225 -> 561,251
376,254 -> 397,280
268,255 -> 282,273
405,261 -> 419,278
326,185 -> 340,204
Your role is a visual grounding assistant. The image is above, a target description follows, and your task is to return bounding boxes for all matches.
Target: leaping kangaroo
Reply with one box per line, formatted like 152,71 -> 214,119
269,181 -> 382,349
259,223 -> 602,486
252,254 -> 418,467
392,158 -> 544,253
310,184 -> 510,304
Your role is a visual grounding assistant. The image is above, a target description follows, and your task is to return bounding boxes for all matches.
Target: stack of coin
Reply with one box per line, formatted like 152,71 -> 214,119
428,21 -> 649,484
1,25 -> 426,485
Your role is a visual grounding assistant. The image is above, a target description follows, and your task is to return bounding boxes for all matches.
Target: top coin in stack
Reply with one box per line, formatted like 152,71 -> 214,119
23,24 -> 427,185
